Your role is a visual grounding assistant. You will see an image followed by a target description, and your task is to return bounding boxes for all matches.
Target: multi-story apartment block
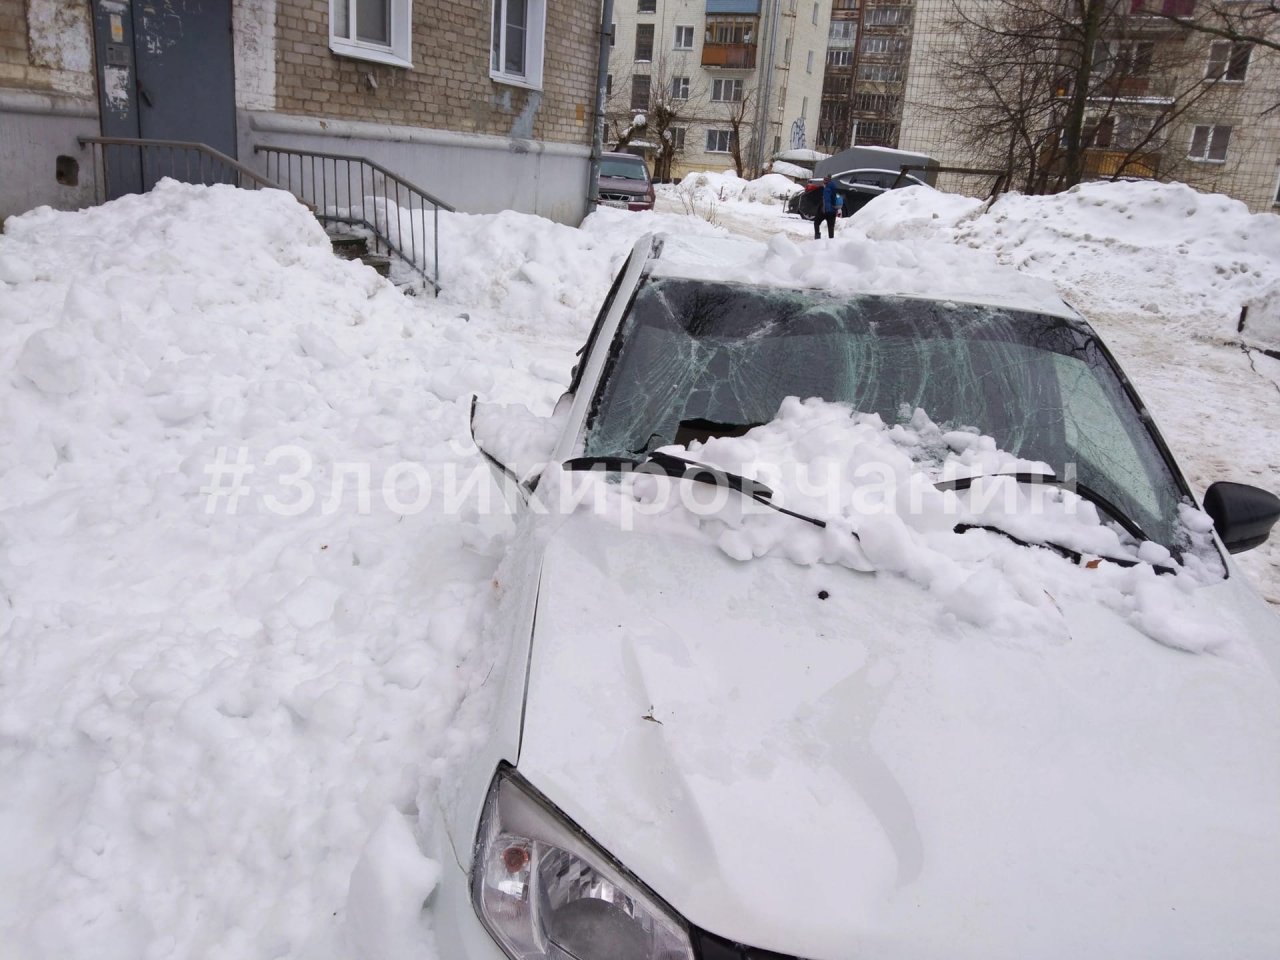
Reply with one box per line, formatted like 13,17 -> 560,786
817,0 -> 915,151
606,0 -> 832,179
0,0 -> 600,223
900,0 -> 1280,212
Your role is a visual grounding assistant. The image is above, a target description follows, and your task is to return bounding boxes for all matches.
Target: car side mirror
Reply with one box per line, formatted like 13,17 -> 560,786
469,396 -> 564,503
1203,481 -> 1280,554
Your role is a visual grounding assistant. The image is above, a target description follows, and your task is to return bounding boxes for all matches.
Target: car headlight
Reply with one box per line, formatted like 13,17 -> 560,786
471,766 -> 694,960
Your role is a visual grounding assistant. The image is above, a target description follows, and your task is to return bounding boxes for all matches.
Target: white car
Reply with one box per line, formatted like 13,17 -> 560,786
432,234 -> 1280,960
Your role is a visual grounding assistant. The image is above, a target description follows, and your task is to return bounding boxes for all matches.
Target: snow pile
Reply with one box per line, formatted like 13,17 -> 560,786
0,180 -> 512,958
767,160 -> 811,180
673,169 -> 801,205
575,397 -> 1229,653
366,202 -> 725,342
854,180 -> 1280,350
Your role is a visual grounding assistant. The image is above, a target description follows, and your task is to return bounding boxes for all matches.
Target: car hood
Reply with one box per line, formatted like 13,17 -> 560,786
597,175 -> 649,196
516,512 -> 1280,960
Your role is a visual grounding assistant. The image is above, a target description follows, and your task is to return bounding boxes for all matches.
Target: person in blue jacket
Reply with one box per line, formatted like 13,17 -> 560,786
813,175 -> 844,239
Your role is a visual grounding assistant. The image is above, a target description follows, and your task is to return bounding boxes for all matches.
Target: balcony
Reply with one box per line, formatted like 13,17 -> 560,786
1083,148 -> 1161,178
702,42 -> 758,68
1129,0 -> 1194,16
1091,74 -> 1177,102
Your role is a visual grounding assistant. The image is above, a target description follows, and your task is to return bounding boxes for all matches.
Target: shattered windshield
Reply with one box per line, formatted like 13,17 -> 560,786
582,277 -> 1190,549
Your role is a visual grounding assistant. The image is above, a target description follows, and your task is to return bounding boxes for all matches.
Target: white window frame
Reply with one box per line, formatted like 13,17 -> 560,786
671,76 -> 691,100
1205,40 -> 1250,82
806,50 -> 814,73
827,49 -> 851,66
670,125 -> 687,151
1273,167 -> 1280,205
711,77 -> 743,102
706,128 -> 733,153
674,25 -> 694,49
490,0 -> 547,90
1187,124 -> 1231,163
329,0 -> 413,68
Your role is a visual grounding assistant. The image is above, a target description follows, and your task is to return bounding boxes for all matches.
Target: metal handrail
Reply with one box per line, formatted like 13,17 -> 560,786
256,144 -> 454,296
78,136 -> 283,197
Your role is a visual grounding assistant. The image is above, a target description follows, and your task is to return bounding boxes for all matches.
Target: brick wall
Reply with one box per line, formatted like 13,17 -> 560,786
0,0 -> 31,86
274,0 -> 598,145
0,0 -> 94,98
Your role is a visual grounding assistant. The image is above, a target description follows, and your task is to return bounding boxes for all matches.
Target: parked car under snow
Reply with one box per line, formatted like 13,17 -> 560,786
433,233 -> 1280,960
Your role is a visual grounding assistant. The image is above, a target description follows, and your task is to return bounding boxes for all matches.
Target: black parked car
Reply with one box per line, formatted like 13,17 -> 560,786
787,167 -> 930,218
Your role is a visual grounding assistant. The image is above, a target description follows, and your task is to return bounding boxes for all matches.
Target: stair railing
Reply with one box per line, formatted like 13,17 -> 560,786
256,145 -> 454,296
78,136 -> 282,200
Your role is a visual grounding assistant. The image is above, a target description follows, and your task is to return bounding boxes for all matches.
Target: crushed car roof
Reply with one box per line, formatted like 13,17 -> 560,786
643,232 -> 1081,320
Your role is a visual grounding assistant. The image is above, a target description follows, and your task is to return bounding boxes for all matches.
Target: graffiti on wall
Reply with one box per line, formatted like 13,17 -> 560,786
789,117 -> 807,150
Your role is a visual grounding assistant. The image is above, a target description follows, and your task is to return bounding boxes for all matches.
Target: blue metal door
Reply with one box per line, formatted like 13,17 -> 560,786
92,0 -> 237,198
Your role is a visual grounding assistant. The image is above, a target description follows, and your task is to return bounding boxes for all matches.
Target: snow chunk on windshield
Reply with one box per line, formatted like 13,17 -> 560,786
569,397 -> 1230,653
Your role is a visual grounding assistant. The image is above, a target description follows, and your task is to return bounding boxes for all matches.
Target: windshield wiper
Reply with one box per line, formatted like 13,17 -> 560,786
563,452 -> 832,531
935,470 -> 1153,545
938,471 -> 1177,574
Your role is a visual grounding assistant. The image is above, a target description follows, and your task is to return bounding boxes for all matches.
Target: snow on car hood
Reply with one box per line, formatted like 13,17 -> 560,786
514,400 -> 1280,959
516,513 -> 1280,959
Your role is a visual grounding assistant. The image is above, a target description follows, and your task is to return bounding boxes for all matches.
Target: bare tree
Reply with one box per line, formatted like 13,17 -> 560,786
725,87 -> 757,178
939,0 -> 1246,193
605,55 -> 709,180
1153,0 -> 1280,55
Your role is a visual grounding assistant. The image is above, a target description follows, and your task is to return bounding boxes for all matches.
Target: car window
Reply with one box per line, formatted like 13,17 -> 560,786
583,277 -> 1190,549
599,158 -> 649,181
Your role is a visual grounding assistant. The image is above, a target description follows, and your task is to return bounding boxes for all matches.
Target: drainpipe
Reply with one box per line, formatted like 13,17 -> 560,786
586,0 -> 616,217
753,0 -> 782,175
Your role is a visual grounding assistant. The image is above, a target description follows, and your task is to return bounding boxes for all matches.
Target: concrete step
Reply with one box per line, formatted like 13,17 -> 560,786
329,232 -> 368,260
360,253 -> 392,278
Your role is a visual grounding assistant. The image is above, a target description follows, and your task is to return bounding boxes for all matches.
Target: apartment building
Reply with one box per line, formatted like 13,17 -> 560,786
606,0 -> 833,179
900,0 -> 1280,212
0,0 -> 600,223
818,0 -> 916,151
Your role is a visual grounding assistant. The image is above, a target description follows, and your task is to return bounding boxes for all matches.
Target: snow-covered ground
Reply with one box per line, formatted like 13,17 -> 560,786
1,173 -> 1277,959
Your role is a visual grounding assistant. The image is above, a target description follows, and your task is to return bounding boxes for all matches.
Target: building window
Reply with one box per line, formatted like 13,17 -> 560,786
491,0 -> 546,87
1207,41 -> 1251,81
671,76 -> 690,99
827,49 -> 852,66
861,36 -> 907,55
812,2 -> 819,24
610,23 -> 615,46
806,50 -> 814,72
606,73 -> 613,96
1273,168 -> 1280,205
635,23 -> 655,61
852,92 -> 899,113
864,6 -> 907,26
632,74 -> 651,110
706,16 -> 756,45
674,25 -> 694,49
638,0 -> 656,11
711,77 -> 744,101
1085,115 -> 1115,148
829,20 -> 855,41
855,120 -> 897,145
1188,124 -> 1231,162
706,128 -> 734,153
857,63 -> 904,83
670,126 -> 687,150
329,0 -> 412,67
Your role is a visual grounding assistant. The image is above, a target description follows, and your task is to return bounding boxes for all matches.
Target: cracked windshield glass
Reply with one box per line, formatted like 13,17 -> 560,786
584,277 -> 1187,548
